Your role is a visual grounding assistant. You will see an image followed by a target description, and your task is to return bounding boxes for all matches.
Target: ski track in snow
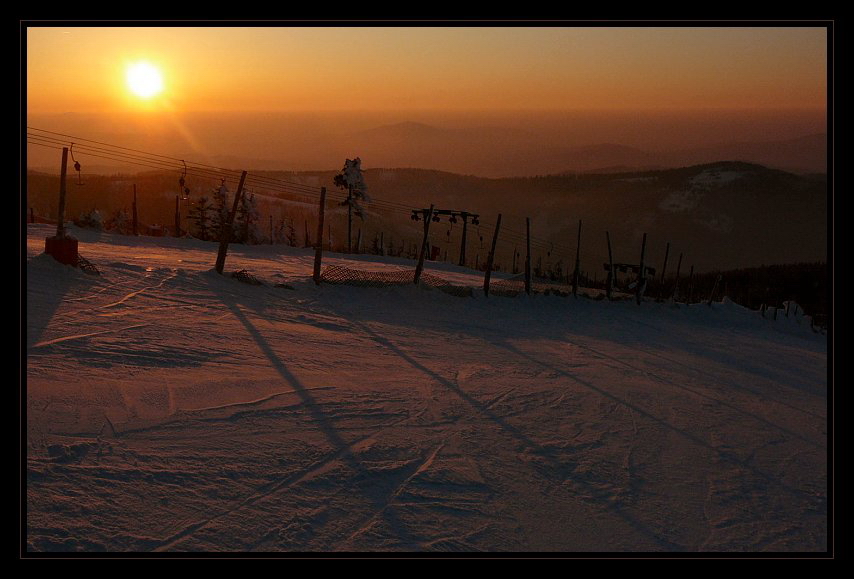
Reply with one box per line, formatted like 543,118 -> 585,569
25,225 -> 828,553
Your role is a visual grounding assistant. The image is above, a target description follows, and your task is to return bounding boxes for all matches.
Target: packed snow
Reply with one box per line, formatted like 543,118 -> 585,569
25,224 -> 828,553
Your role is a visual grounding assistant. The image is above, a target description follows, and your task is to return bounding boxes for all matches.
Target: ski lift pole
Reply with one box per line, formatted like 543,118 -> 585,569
174,195 -> 181,237
55,147 -> 69,239
458,212 -> 469,267
415,205 -> 435,285
214,171 -> 248,274
44,146 -> 79,266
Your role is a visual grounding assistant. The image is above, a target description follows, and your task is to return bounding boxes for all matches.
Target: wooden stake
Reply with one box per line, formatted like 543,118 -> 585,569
132,185 -> 139,236
672,252 -> 683,301
313,187 -> 327,284
636,232 -> 647,305
415,205 -> 435,285
708,274 -> 722,306
657,242 -> 670,301
573,219 -> 582,297
525,217 -> 532,295
214,171 -> 248,274
483,213 -> 502,296
347,185 -> 353,253
687,265 -> 694,303
605,231 -> 615,300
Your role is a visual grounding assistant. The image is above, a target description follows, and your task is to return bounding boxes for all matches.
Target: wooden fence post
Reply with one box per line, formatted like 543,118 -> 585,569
672,252 -> 683,301
657,242 -> 670,301
214,171 -> 248,274
132,184 -> 139,236
572,219 -> 582,297
525,218 -> 532,295
347,185 -> 353,253
605,231 -> 615,300
687,265 -> 694,303
708,274 -> 722,306
636,232 -> 647,305
415,205 -> 435,285
483,213 -> 502,296
313,187 -> 327,285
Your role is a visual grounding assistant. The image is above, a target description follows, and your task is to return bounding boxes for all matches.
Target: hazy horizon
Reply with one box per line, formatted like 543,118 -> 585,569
27,107 -> 827,177
26,25 -> 828,177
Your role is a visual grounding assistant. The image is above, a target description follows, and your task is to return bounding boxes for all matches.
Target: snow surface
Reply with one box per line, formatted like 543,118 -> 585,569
25,224 -> 828,553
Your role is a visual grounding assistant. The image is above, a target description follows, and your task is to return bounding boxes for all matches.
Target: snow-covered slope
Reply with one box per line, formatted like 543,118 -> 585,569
25,225 -> 828,553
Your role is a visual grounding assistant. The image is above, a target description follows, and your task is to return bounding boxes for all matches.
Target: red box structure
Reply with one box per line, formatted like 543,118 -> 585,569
44,236 -> 79,266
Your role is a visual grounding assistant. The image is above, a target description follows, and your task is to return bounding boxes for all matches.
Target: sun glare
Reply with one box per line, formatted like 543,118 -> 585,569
126,62 -> 164,99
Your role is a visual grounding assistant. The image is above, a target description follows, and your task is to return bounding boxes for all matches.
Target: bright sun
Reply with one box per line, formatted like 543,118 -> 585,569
126,62 -> 164,99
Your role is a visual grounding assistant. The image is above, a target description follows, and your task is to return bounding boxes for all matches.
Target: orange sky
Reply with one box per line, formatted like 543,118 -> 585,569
26,25 -> 828,114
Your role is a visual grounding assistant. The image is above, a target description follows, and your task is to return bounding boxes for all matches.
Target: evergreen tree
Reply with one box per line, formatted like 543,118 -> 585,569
211,182 -> 231,239
189,195 -> 214,240
286,218 -> 297,247
106,207 -> 130,234
234,191 -> 262,244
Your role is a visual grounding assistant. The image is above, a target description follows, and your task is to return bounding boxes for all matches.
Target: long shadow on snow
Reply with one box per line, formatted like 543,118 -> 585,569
350,318 -> 687,552
332,288 -> 825,450
198,275 -> 433,551
26,255 -> 82,349
551,335 -> 826,450
488,339 -> 826,514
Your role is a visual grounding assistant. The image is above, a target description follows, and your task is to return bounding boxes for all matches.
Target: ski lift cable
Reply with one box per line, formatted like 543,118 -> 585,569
28,127 -> 320,194
28,140 -> 578,256
28,130 -> 585,256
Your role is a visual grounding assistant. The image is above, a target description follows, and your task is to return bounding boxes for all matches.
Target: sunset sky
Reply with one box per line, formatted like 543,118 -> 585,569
26,25 -> 827,114
24,24 -> 830,175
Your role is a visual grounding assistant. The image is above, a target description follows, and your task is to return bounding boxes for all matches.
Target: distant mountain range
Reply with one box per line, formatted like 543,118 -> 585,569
351,122 -> 827,177
26,113 -> 827,178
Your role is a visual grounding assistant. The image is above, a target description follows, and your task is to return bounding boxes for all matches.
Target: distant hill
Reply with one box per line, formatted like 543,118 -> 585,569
27,161 -> 826,275
352,123 -> 827,177
670,133 -> 827,175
